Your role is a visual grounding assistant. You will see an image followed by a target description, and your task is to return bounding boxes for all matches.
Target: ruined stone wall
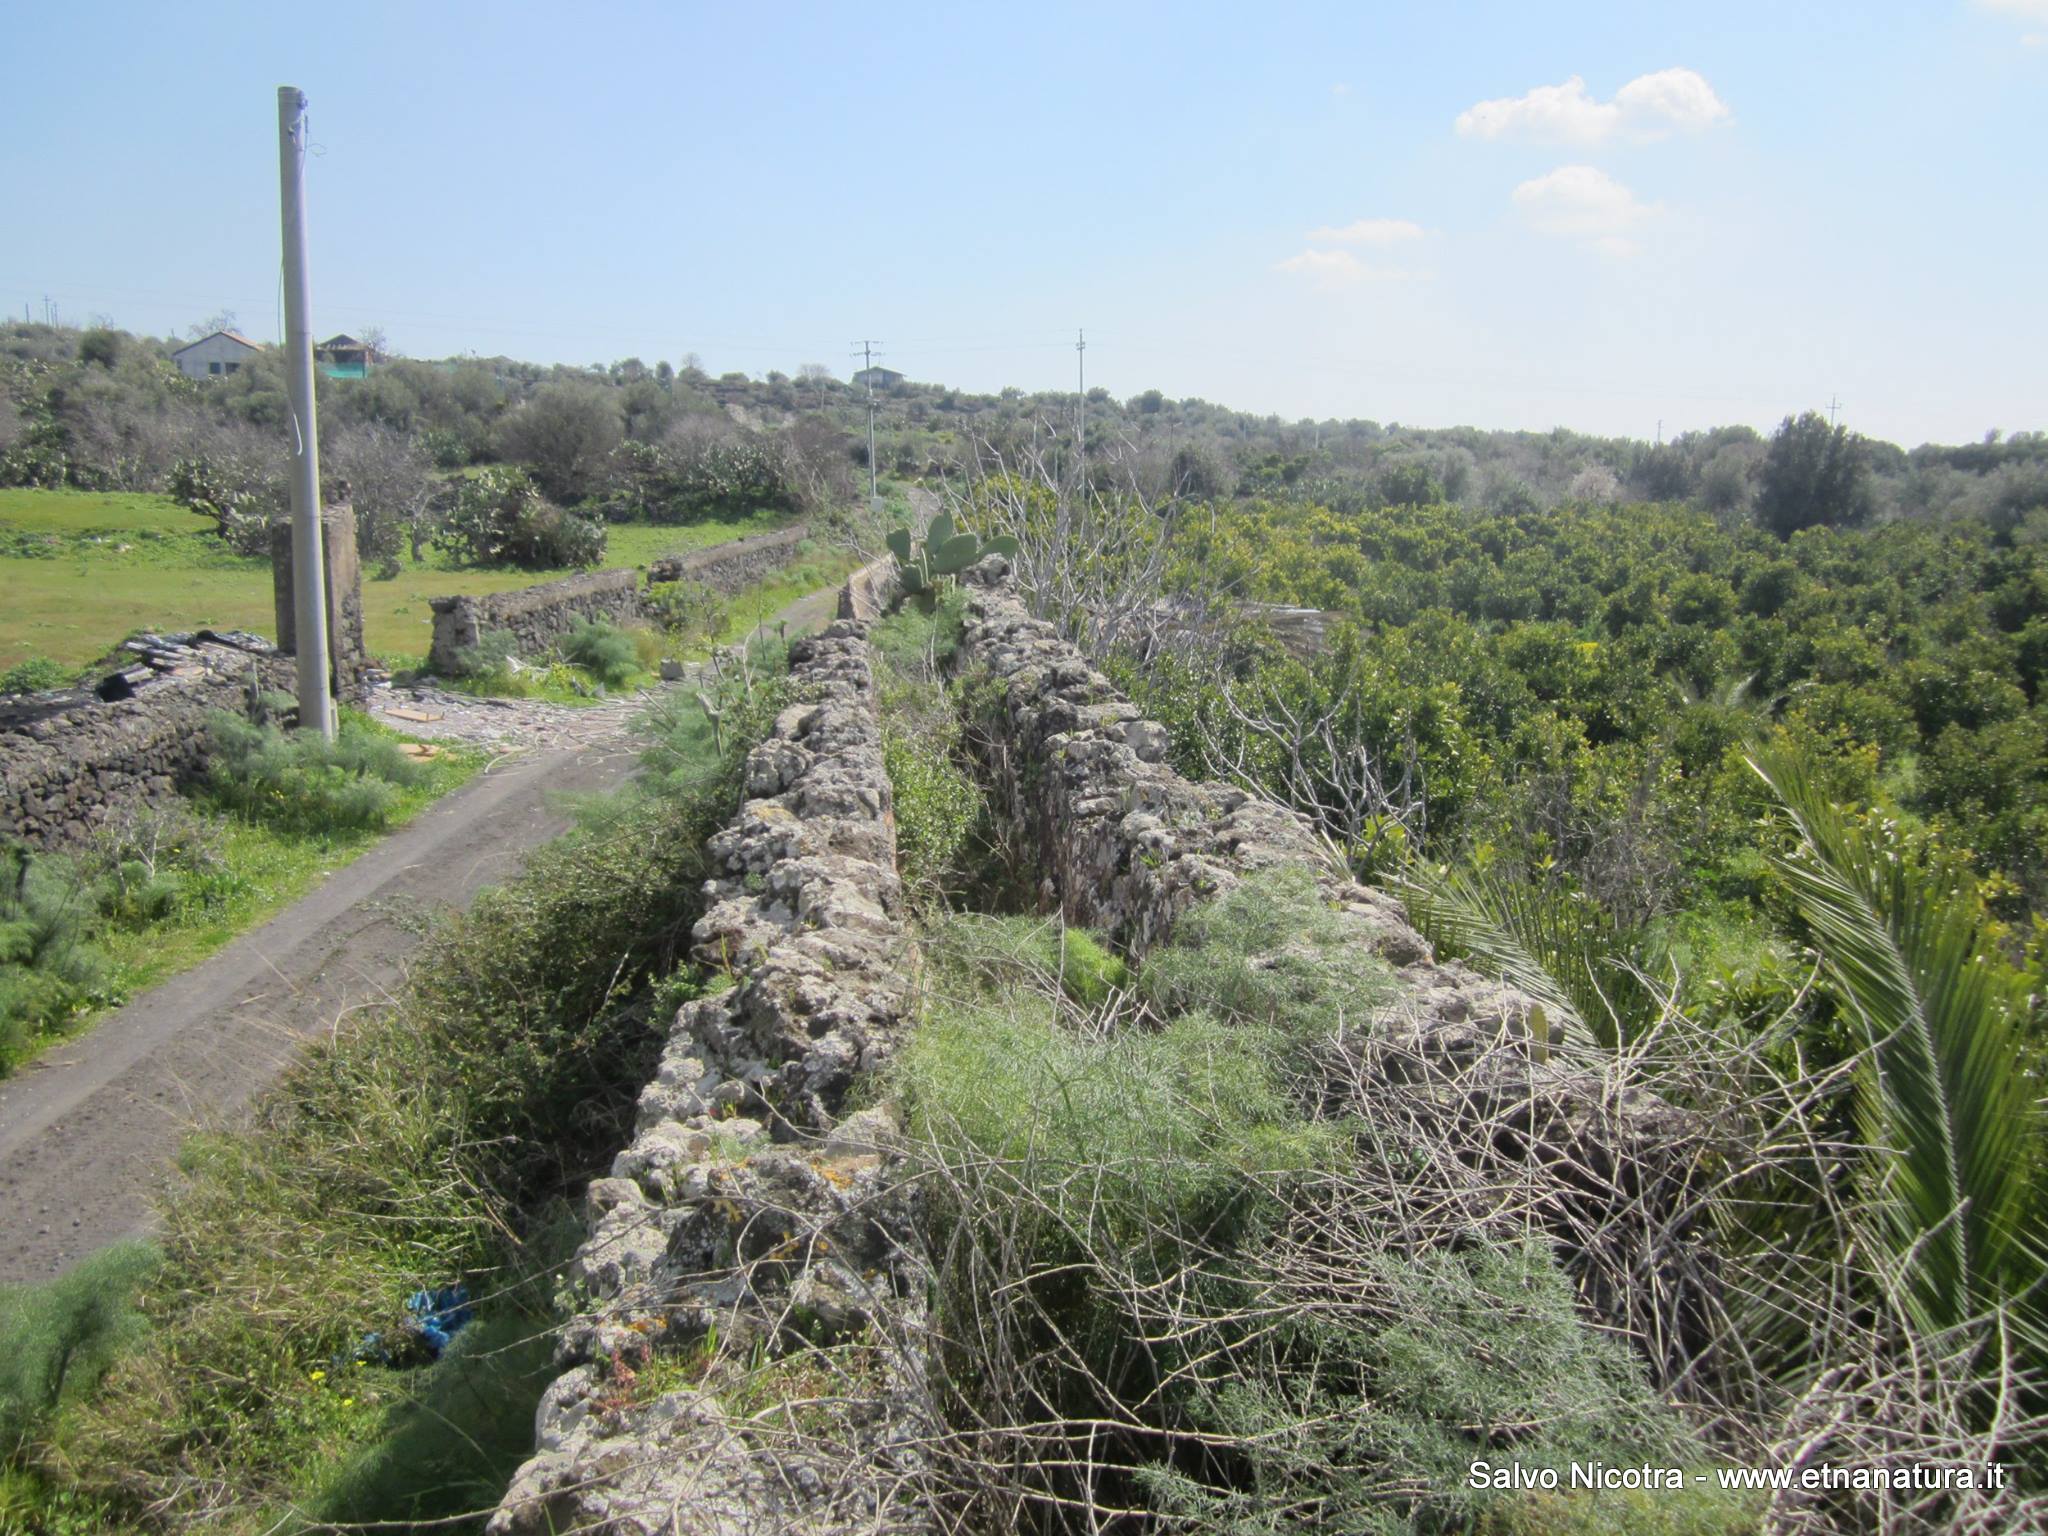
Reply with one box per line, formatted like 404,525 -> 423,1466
950,575 -> 1695,1274
493,619 -> 928,1535
644,522 -> 810,591
427,568 -> 644,675
0,639 -> 294,850
428,525 -> 812,675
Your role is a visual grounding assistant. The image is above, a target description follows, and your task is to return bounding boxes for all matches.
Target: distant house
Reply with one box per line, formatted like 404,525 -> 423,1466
172,330 -> 262,381
852,366 -> 904,390
315,334 -> 380,379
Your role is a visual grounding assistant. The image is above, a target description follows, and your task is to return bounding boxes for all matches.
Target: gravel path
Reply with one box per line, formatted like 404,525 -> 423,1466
0,585 -> 843,1284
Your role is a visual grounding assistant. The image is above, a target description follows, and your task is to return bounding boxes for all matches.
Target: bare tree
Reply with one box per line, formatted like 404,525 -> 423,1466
323,422 -> 436,565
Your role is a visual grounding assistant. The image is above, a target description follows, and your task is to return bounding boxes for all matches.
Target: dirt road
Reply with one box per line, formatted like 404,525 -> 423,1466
0,587 -> 843,1285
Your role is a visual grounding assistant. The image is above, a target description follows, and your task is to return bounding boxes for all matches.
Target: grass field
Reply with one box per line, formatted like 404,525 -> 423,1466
0,489 -> 793,672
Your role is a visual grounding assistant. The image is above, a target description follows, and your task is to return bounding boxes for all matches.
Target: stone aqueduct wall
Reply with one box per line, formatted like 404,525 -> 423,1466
427,524 -> 812,675
488,567 -> 1696,1532
492,618 -> 927,1535
0,640 -> 295,851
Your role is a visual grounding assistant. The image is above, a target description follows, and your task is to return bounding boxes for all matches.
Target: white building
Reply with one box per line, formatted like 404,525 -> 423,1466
172,330 -> 263,381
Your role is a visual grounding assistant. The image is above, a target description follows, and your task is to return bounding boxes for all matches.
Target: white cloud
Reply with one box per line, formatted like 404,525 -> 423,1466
1305,217 -> 1426,245
1275,248 -> 1421,289
1980,0 -> 2048,17
1511,165 -> 1655,256
2028,32 -> 2047,46
1455,68 -> 1728,144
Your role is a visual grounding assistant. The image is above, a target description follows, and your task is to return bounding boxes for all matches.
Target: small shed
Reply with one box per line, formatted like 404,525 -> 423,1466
852,366 -> 904,390
315,334 -> 379,379
171,330 -> 262,381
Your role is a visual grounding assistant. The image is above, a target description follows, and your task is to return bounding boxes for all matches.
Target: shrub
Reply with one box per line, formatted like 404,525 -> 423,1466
448,626 -> 520,685
0,1243 -> 159,1461
495,381 -> 622,503
0,846 -> 107,1072
0,656 -> 71,694
643,578 -> 729,649
560,620 -> 641,691
168,446 -> 284,557
202,713 -> 424,835
433,466 -> 605,570
82,801 -> 237,928
898,886 -> 1739,1536
603,420 -> 803,524
1138,867 -> 1395,1047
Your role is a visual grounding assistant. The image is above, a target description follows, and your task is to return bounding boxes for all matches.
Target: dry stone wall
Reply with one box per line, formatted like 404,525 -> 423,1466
428,568 -> 643,675
0,636 -> 294,850
492,619 -> 930,1536
428,525 -> 813,675
951,574 -> 1699,1301
644,523 -> 810,590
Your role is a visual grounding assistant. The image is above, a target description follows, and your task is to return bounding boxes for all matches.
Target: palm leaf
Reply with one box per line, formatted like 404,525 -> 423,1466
1393,862 -> 1650,1051
1748,744 -> 2042,1348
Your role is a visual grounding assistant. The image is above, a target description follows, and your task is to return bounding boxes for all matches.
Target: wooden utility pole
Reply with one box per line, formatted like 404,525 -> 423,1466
1075,327 -> 1087,482
853,339 -> 882,505
277,85 -> 334,740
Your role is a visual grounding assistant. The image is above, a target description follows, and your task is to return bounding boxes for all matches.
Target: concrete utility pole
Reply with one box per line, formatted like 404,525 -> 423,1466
853,339 -> 882,505
277,85 -> 335,740
1826,394 -> 1843,428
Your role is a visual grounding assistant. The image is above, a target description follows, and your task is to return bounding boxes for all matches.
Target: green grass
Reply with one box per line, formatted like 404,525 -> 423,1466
0,488 -> 793,670
4,714 -> 481,1076
696,547 -> 864,654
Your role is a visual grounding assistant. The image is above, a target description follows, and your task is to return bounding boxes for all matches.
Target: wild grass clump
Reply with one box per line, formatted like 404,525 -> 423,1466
203,711 -> 424,834
26,657 -> 788,1525
1140,865 -> 1396,1047
560,619 -> 642,690
448,625 -> 520,687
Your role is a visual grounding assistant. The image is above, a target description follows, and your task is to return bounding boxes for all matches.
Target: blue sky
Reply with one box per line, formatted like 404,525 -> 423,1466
3,1 -> 2042,445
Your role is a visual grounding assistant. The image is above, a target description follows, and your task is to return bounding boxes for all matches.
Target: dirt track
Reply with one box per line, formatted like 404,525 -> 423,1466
0,586 -> 845,1285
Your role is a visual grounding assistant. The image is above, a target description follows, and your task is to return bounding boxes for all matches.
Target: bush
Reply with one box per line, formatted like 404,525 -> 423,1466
448,626 -> 520,685
496,381 -> 623,504
603,420 -> 803,524
0,656 -> 71,694
0,1244 -> 159,1461
168,444 -> 284,557
202,713 -> 424,835
0,845 -> 107,1072
897,883 -> 1739,1536
560,620 -> 641,690
434,466 -> 605,570
643,578 -> 729,649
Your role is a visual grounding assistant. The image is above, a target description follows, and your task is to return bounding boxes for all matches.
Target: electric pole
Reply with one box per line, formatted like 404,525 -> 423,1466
278,85 -> 335,740
1075,328 -> 1086,485
1826,394 -> 1843,428
852,339 -> 882,505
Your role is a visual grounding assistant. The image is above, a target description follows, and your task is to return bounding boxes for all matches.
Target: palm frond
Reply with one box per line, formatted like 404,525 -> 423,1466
1748,744 -> 2043,1350
1393,862 -> 1656,1051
